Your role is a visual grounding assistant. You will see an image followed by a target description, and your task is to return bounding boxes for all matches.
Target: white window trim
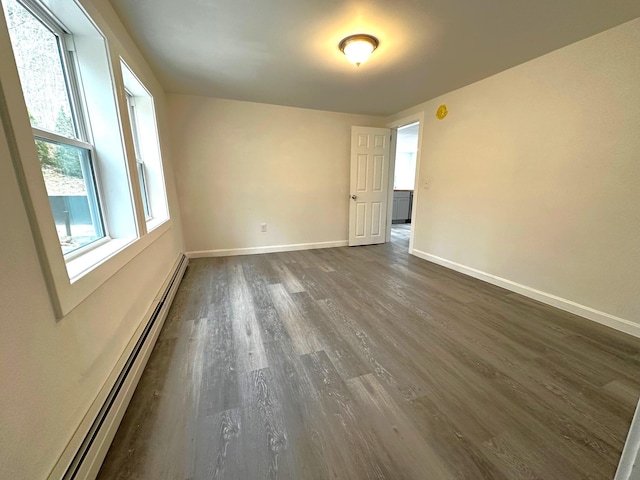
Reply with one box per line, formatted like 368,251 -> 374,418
126,92 -> 152,221
11,0 -> 110,256
0,0 -> 173,318
19,0 -> 92,145
120,58 -> 170,232
32,131 -> 109,256
63,234 -> 110,262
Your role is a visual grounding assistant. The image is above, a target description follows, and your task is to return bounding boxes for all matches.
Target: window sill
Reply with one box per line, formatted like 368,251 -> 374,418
66,237 -> 136,282
146,216 -> 169,233
46,220 -> 172,318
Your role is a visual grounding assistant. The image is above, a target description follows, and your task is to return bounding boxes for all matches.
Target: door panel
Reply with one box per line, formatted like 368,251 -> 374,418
355,202 -> 366,238
372,154 -> 384,191
349,126 -> 391,246
371,202 -> 382,236
357,154 -> 367,191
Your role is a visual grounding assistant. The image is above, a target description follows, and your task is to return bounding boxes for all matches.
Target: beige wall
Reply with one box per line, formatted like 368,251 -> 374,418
168,95 -> 384,253
1,4 -> 637,476
388,18 -> 640,324
0,1 -> 184,478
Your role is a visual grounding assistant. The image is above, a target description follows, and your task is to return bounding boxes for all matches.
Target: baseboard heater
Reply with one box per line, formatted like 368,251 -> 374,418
48,254 -> 188,480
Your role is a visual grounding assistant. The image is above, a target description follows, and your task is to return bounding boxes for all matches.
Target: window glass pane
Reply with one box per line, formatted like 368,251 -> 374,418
122,61 -> 169,227
3,0 -> 77,138
127,93 -> 152,220
35,138 -> 105,254
128,99 -> 142,160
137,162 -> 151,220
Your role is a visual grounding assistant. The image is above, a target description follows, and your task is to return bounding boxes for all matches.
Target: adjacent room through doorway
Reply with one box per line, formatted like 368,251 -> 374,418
391,121 -> 419,248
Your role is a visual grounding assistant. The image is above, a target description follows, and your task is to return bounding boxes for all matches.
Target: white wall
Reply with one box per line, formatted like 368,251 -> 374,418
0,1 -> 184,478
387,18 -> 640,326
168,95 -> 384,254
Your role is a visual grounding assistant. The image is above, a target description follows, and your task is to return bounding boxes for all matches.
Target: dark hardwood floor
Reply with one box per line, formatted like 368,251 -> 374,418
98,225 -> 640,479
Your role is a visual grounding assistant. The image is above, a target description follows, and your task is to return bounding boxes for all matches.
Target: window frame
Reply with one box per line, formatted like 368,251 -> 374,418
120,59 -> 170,233
33,132 -> 108,259
0,0 -> 171,318
126,91 -> 152,221
21,0 -> 87,142
8,0 -> 110,256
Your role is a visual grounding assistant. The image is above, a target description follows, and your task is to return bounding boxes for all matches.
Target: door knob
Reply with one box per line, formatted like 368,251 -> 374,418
351,195 -> 357,200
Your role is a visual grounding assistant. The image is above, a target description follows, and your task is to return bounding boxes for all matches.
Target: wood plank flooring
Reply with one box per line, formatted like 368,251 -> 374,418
98,225 -> 640,479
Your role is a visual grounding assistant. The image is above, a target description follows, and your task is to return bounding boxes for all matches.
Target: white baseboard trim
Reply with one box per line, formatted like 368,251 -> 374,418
47,254 -> 189,480
187,240 -> 348,258
412,249 -> 640,338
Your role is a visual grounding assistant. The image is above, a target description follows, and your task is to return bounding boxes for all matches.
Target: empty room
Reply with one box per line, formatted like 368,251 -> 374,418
1,0 -> 639,479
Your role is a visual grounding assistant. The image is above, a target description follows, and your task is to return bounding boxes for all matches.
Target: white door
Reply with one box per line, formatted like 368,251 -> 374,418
349,126 -> 391,246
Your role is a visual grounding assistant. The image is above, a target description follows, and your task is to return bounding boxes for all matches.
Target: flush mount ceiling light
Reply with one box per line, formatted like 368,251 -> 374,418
339,34 -> 379,66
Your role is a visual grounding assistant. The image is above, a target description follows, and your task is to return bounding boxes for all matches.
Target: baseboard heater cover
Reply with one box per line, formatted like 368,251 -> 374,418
53,253 -> 188,480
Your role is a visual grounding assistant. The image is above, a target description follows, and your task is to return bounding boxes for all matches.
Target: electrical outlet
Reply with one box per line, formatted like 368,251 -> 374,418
260,223 -> 267,232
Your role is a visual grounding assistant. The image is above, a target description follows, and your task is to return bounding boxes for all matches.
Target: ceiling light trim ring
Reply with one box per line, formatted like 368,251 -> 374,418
339,34 -> 379,66
338,34 -> 379,53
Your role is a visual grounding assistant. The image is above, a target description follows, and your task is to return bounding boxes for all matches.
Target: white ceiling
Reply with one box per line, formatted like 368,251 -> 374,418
108,0 -> 639,116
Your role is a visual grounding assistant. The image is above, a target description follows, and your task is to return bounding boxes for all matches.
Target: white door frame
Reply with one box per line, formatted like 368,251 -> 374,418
385,112 -> 425,254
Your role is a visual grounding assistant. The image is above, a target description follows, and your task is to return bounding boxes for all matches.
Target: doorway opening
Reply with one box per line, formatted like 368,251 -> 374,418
390,121 -> 419,251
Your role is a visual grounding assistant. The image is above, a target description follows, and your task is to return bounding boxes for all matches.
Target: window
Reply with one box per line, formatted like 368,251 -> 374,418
36,139 -> 104,254
121,60 -> 169,230
1,0 -> 147,316
3,0 -> 106,255
126,92 -> 151,221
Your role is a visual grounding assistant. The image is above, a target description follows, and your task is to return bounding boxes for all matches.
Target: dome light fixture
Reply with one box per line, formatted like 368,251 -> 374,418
339,34 -> 379,66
